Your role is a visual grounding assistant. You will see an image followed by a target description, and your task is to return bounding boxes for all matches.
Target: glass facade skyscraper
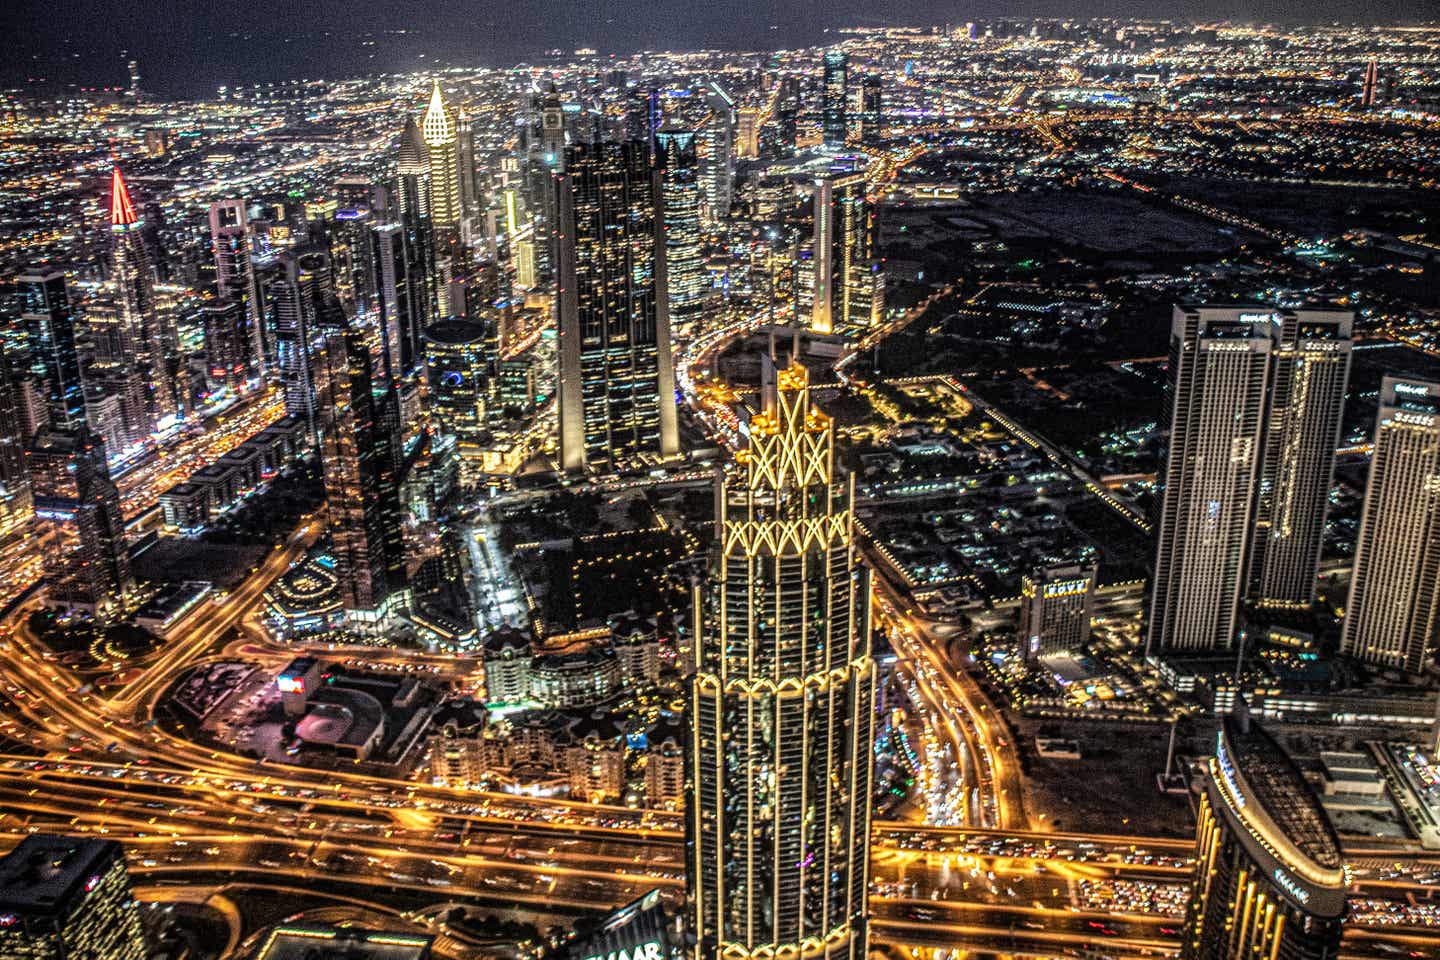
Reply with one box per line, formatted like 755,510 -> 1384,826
821,51 -> 849,150
1247,310 -> 1352,608
811,173 -> 880,335
688,356 -> 874,960
555,140 -> 678,472
17,271 -> 85,432
321,318 -> 406,618
657,127 -> 707,337
110,167 -> 184,430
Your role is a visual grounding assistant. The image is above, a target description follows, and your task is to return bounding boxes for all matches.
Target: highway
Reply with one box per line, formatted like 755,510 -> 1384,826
0,298 -> 1431,955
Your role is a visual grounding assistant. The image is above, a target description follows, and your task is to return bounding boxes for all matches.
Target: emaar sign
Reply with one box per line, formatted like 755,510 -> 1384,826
583,943 -> 665,960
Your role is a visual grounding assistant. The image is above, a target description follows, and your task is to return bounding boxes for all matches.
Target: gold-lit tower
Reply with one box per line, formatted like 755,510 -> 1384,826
421,79 -> 461,231
688,355 -> 874,960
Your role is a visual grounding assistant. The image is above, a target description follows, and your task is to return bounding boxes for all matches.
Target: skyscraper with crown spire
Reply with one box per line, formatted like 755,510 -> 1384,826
688,354 -> 874,960
420,80 -> 463,319
109,168 -> 185,432
422,80 -> 461,232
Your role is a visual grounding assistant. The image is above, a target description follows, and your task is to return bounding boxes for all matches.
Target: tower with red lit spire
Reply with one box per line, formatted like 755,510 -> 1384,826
109,167 -> 185,433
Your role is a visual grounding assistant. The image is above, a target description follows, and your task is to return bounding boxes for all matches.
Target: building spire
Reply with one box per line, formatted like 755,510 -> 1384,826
421,78 -> 454,146
109,167 -> 138,229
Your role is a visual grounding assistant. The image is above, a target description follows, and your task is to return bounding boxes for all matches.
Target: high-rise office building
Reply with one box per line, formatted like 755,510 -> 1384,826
0,835 -> 148,960
395,116 -> 438,330
371,223 -> 425,381
688,356 -> 874,960
701,83 -> 735,222
110,167 -> 184,432
422,79 -> 461,232
656,127 -> 707,336
1341,377 -> 1440,675
424,318 -> 491,485
0,360 -> 38,609
17,271 -> 85,431
1018,563 -> 1097,660
29,426 -> 133,617
209,199 -> 266,376
200,300 -> 251,393
320,319 -> 407,619
1148,306 -> 1352,656
1182,711 -> 1346,960
811,173 -> 881,334
735,107 -> 760,159
270,247 -> 344,445
396,115 -> 431,215
421,79 -> 463,318
1247,310 -> 1352,608
857,73 -> 883,144
555,140 -> 679,472
822,51 -> 849,149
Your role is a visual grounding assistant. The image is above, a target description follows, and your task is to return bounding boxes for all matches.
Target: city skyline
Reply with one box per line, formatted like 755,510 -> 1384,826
0,13 -> 1438,960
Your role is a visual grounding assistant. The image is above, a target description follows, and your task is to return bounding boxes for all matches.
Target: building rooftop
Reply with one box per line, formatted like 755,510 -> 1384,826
255,925 -> 433,960
0,835 -> 123,915
1224,714 -> 1343,870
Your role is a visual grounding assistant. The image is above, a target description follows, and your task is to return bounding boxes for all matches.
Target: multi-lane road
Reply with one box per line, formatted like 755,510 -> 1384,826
0,316 -> 1435,956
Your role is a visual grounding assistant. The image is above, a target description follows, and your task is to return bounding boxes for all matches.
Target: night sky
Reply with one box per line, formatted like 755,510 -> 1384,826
2,0 -> 1434,97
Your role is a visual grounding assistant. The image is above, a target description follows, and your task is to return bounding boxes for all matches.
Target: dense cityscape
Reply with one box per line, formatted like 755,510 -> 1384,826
0,14 -> 1439,960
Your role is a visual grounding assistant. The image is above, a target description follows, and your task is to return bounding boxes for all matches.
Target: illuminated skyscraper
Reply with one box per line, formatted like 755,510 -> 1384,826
701,83 -> 735,222
17,270 -> 85,431
1019,563 -> 1097,660
688,356 -> 874,960
397,115 -> 431,214
656,127 -> 707,335
209,199 -> 266,376
1183,712 -> 1346,960
422,79 -> 461,232
821,51 -> 848,150
1341,377 -> 1440,675
424,318 -> 491,484
857,73 -> 883,144
457,109 -> 479,229
1149,307 -> 1272,655
270,247 -> 344,445
371,223 -> 425,382
0,360 -> 38,609
1247,311 -> 1352,608
555,140 -> 679,471
811,173 -> 880,334
200,300 -> 250,393
320,318 -> 407,619
29,426 -> 133,617
421,79 -> 463,318
1149,306 -> 1351,656
109,167 -> 184,430
0,835 -> 148,960
395,115 -> 438,329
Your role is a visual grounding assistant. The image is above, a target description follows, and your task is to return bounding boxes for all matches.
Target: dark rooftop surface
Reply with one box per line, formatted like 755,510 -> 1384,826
1225,715 -> 1343,870
256,925 -> 433,960
0,835 -> 121,914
